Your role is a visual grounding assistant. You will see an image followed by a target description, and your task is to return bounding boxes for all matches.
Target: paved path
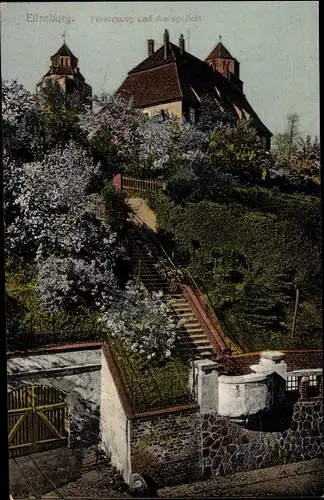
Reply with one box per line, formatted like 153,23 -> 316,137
10,453 -> 323,498
158,458 -> 324,497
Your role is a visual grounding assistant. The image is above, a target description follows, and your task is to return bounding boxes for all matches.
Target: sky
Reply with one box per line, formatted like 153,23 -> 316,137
1,1 -> 319,138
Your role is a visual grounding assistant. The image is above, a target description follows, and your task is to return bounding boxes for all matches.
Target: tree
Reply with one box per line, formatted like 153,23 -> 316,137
4,141 -> 102,259
273,113 -> 300,163
4,140 -> 126,313
99,283 -> 181,361
138,115 -> 209,178
196,95 -> 236,134
137,114 -> 173,175
288,135 -> 320,184
2,79 -> 45,162
209,119 -> 271,183
164,149 -> 235,203
79,93 -> 142,180
36,254 -> 121,313
39,80 -> 87,150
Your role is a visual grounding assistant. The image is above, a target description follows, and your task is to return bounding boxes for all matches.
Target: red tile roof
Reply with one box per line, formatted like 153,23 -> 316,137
116,41 -> 272,138
117,62 -> 182,108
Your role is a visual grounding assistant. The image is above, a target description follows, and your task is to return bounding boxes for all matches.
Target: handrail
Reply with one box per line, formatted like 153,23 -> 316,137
92,194 -> 243,355
130,211 -> 244,355
128,226 -> 199,359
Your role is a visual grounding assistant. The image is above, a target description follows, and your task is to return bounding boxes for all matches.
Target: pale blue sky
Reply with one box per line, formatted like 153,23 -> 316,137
1,1 -> 319,138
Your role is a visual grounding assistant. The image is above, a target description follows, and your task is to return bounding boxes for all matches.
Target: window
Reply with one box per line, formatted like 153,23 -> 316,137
189,107 -> 195,123
60,58 -> 64,66
286,376 -> 299,391
309,374 -> 318,386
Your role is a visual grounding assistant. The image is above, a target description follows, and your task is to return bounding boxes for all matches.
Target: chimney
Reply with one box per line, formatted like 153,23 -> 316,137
148,39 -> 154,57
179,34 -> 185,54
179,35 -> 185,54
164,29 -> 169,59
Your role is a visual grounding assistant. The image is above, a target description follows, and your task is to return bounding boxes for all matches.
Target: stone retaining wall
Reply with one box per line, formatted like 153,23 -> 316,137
201,400 -> 323,478
130,406 -> 201,486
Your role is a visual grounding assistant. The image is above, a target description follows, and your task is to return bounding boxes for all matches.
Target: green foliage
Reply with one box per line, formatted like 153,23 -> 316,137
5,265 -> 102,350
109,340 -> 193,412
39,80 -> 86,150
273,113 -> 300,161
209,119 -> 269,182
149,191 -> 321,351
101,182 -> 131,236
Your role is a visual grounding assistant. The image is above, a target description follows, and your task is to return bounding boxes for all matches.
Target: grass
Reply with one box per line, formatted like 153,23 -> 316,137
110,339 -> 194,413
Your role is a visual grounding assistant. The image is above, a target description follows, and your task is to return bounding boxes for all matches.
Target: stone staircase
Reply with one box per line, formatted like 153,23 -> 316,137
168,293 -> 214,358
127,227 -> 215,359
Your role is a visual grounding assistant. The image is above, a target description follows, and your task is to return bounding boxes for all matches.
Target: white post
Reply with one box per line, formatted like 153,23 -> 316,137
193,359 -> 219,413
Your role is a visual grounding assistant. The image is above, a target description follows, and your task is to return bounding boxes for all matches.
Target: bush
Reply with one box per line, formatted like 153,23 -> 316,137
149,192 -> 321,351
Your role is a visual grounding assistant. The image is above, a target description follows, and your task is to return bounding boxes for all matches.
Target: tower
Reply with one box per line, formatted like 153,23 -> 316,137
205,36 -> 243,93
36,36 -> 92,107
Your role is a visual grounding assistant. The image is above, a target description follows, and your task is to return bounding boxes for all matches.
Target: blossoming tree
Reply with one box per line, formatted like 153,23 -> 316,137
99,283 -> 180,360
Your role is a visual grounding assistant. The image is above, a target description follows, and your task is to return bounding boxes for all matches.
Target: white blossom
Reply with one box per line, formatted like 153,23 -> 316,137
99,282 -> 181,360
79,93 -> 141,160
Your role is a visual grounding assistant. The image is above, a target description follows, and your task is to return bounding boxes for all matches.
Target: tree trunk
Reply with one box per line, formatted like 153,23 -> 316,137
291,287 -> 300,339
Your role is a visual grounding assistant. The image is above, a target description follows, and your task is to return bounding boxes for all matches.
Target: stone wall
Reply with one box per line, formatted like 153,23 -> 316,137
226,349 -> 323,375
130,406 -> 201,487
201,400 -> 323,478
100,345 -> 131,482
7,346 -> 102,448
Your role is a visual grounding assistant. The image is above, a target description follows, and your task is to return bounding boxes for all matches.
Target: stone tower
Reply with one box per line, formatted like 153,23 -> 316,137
205,37 -> 243,93
36,38 -> 92,107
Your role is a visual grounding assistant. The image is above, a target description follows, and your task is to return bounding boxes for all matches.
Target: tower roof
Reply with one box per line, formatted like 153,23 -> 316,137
206,41 -> 234,60
52,43 -> 77,59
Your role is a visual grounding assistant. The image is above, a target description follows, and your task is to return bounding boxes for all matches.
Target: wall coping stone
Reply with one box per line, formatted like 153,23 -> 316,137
218,371 -> 274,384
260,351 -> 285,362
194,359 -> 220,373
132,403 -> 200,420
7,341 -> 103,358
287,368 -> 323,376
7,363 -> 101,379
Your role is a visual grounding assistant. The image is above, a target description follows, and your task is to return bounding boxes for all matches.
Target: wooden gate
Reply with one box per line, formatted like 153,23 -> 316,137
8,385 -> 68,458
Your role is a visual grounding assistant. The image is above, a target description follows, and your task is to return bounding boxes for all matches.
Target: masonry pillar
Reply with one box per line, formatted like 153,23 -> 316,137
112,173 -> 122,192
299,376 -> 309,400
250,351 -> 287,378
193,360 -> 219,413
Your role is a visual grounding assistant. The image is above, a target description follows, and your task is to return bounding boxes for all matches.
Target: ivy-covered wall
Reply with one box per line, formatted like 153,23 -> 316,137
149,192 -> 321,351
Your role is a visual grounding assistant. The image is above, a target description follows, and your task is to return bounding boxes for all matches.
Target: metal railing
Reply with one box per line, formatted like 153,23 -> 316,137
89,194 -> 244,355
130,212 -> 244,355
7,330 -> 102,352
109,340 -> 195,413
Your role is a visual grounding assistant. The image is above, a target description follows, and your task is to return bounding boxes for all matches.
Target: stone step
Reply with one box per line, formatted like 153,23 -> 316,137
182,326 -> 207,333
175,346 -> 213,358
170,305 -> 190,311
186,333 -> 210,340
187,337 -> 210,345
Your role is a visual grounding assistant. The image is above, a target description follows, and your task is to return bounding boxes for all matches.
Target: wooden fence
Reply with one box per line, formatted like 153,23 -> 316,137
8,385 -> 68,458
121,176 -> 163,197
